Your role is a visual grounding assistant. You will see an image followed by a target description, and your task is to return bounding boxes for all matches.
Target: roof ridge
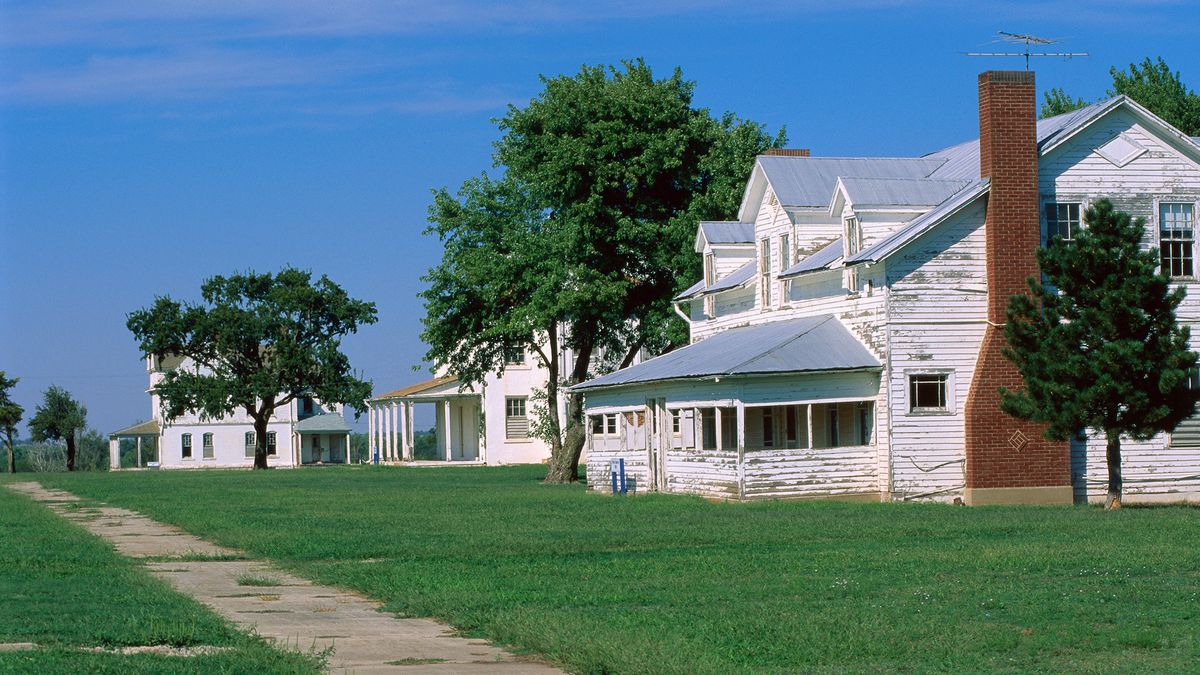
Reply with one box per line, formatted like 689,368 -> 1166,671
725,316 -> 833,374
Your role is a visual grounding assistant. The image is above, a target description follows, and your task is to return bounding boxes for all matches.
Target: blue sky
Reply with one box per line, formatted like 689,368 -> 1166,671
2,0 -> 1198,435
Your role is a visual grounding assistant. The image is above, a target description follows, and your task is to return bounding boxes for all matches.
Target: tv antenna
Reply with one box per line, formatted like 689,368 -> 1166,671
965,32 -> 1088,70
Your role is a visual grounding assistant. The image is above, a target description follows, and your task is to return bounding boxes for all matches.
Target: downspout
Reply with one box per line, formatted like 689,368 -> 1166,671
672,300 -> 691,324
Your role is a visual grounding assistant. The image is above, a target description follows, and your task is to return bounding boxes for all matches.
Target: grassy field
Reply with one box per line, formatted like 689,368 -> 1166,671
0,482 -> 323,674
30,466 -> 1200,674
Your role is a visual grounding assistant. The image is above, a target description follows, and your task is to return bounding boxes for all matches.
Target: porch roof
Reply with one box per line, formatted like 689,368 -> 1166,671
109,419 -> 160,438
294,413 -> 351,433
574,315 -> 880,391
371,375 -> 461,401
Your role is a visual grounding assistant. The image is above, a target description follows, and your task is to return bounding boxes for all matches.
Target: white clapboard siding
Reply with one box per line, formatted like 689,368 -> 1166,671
882,199 -> 988,500
664,448 -> 739,499
1076,432 -> 1200,501
742,446 -> 877,499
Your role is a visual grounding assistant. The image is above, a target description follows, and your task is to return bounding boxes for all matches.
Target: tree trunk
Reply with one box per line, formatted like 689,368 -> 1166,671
252,413 -> 270,470
545,327 -> 595,484
1105,429 -> 1122,510
6,429 -> 14,473
66,432 -> 77,471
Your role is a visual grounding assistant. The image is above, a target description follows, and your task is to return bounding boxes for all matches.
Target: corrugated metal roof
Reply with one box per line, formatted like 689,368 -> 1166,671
1192,136 -> 1200,146
759,156 -> 947,208
704,260 -> 756,295
294,413 -> 351,433
109,419 -> 160,437
845,179 -> 990,264
925,98 -> 1117,180
838,177 -> 972,207
574,315 -> 880,390
674,278 -> 706,300
700,221 -> 756,244
780,238 -> 842,278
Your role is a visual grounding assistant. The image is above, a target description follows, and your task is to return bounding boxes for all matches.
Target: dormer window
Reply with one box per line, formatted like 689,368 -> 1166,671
703,253 -> 716,318
300,396 -> 315,419
759,238 -> 772,308
844,216 -> 862,292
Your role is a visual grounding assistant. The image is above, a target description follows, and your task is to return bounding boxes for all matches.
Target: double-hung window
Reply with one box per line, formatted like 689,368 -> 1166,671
703,253 -> 716,319
1045,202 -> 1082,246
759,238 -> 772,308
181,433 -> 192,459
506,397 -> 529,439
1160,202 -> 1195,278
245,431 -> 256,458
844,216 -> 862,292
504,345 -> 526,366
202,432 -> 214,459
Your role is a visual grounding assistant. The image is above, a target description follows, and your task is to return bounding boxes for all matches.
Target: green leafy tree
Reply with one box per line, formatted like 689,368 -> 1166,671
127,268 -> 377,469
1001,200 -> 1199,509
1040,87 -> 1089,119
1109,57 -> 1200,135
422,59 -> 782,483
28,385 -> 87,471
0,371 -> 22,473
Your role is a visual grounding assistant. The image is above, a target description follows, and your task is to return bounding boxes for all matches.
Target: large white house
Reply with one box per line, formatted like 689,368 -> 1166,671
577,70 -> 1200,505
365,344 -> 571,465
108,354 -> 352,469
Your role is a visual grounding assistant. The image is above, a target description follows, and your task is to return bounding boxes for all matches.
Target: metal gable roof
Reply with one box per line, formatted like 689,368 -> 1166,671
574,315 -> 880,391
758,156 -> 947,208
704,260 -> 756,295
780,238 -> 843,278
700,221 -> 756,245
844,179 -> 990,265
294,413 -> 351,433
837,176 -> 973,208
674,278 -> 706,301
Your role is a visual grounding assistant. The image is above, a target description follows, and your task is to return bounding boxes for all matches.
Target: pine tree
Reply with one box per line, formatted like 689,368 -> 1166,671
1001,199 -> 1199,509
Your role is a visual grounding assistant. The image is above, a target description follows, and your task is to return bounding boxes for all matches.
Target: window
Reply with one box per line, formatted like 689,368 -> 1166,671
591,415 -> 603,435
780,233 -> 791,271
844,216 -> 862,291
785,406 -> 798,445
1160,202 -> 1195,278
267,431 -> 277,456
857,402 -> 873,445
827,407 -> 839,447
1045,202 -> 1082,246
505,397 -> 528,439
759,238 -> 772,307
605,413 -> 617,435
202,432 -> 214,459
245,431 -> 256,458
703,253 -> 716,318
181,433 -> 192,459
504,345 -> 526,366
909,373 -> 950,413
300,396 -> 315,419
671,409 -> 680,434
761,408 -> 775,447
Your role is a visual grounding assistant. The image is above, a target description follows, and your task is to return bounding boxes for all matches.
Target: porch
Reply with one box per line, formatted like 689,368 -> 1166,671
108,419 -> 161,470
366,376 -> 484,464
294,413 -> 352,465
577,315 -> 885,501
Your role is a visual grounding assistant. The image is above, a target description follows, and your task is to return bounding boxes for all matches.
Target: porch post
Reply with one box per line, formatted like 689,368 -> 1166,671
387,401 -> 397,461
136,436 -> 142,468
715,408 -> 723,451
736,400 -> 746,500
109,437 -> 120,471
443,400 -> 452,461
807,404 -> 814,449
403,402 -> 413,461
398,399 -> 408,462
345,432 -> 351,464
368,404 -> 375,462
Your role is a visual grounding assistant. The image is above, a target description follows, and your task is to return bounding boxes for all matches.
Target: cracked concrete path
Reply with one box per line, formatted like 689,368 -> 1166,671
7,482 -> 562,674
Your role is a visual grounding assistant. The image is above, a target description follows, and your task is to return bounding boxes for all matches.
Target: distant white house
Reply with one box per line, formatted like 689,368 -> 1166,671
577,70 -> 1200,505
108,354 -> 351,469
366,344 -> 571,465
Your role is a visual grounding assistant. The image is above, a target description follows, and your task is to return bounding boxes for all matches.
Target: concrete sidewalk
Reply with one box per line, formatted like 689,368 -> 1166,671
7,482 -> 561,674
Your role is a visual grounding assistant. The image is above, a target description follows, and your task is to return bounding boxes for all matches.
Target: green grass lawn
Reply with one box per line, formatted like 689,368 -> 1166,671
0,482 -> 323,674
31,466 -> 1200,674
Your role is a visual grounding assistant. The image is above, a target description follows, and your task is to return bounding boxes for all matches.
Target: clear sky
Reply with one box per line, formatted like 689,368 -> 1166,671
2,0 -> 1198,435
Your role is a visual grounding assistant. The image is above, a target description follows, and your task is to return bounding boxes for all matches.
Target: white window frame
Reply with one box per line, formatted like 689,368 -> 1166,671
504,345 -> 527,367
181,433 -> 192,460
505,396 -> 529,440
844,215 -> 862,293
703,252 -> 716,319
1043,200 -> 1084,247
1157,200 -> 1197,280
759,238 -> 772,309
907,370 -> 955,415
202,432 -> 215,459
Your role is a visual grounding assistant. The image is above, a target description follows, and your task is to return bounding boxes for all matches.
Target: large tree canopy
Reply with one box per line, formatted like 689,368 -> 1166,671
422,59 -> 783,482
0,371 -> 23,473
28,385 -> 87,472
127,268 -> 377,469
1039,57 -> 1200,135
1001,200 -> 1198,509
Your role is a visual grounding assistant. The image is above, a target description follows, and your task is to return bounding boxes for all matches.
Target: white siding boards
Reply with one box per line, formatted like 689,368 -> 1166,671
579,95 -> 1200,505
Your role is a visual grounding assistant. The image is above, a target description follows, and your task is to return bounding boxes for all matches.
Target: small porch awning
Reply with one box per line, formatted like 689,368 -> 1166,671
109,419 -> 160,438
575,315 -> 881,391
294,413 -> 351,433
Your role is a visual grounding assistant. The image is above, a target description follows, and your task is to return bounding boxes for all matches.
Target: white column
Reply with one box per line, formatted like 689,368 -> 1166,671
405,402 -> 414,457
715,408 -> 723,451
368,404 -> 376,461
397,399 -> 407,462
443,400 -> 453,461
108,437 -> 120,471
136,437 -> 142,468
385,402 -> 394,461
736,400 -> 747,501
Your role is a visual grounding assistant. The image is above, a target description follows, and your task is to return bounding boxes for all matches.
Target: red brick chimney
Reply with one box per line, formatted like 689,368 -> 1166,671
962,71 -> 1072,505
